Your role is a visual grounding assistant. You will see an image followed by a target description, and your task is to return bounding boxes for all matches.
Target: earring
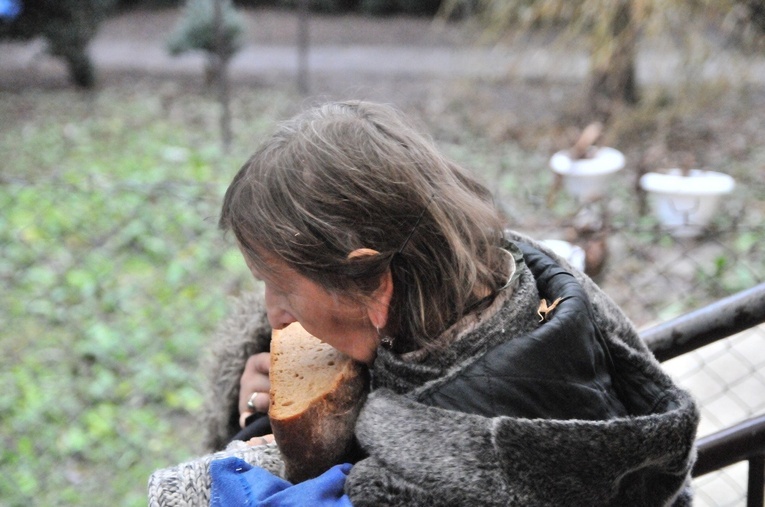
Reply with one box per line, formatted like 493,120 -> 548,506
376,326 -> 394,349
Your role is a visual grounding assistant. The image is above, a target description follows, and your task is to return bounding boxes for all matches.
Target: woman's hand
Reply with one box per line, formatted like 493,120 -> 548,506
238,352 -> 271,428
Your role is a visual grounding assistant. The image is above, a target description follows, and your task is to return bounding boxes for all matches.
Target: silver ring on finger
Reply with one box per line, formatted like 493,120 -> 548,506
247,392 -> 260,411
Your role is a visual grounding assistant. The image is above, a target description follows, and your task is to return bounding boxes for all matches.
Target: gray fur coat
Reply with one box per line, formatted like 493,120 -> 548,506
152,232 -> 698,506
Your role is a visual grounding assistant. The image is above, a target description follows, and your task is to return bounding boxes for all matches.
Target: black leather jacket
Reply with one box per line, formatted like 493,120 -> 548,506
418,243 -> 628,421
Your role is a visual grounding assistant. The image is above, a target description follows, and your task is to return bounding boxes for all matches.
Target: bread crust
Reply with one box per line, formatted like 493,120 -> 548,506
269,324 -> 369,483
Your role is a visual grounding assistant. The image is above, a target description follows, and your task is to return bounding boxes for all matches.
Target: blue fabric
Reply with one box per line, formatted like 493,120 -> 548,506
0,0 -> 21,19
210,457 -> 353,507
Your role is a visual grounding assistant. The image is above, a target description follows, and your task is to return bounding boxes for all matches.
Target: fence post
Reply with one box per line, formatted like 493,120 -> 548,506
748,454 -> 764,507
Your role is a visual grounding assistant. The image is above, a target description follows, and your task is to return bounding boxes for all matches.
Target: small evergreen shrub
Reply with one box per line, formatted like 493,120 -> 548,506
167,0 -> 246,61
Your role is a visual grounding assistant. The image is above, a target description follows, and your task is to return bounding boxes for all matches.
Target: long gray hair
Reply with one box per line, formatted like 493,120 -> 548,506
219,101 -> 508,351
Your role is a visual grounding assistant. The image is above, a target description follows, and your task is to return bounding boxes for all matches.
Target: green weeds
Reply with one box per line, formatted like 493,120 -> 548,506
0,85 -> 287,506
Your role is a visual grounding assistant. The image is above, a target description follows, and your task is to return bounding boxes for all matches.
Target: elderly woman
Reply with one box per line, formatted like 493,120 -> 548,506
149,101 -> 698,506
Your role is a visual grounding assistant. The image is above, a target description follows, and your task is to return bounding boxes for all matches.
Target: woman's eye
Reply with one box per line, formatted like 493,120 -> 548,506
263,280 -> 287,297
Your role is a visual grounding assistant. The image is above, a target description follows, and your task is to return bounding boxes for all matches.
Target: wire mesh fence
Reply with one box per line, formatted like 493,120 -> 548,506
530,209 -> 765,506
598,220 -> 765,502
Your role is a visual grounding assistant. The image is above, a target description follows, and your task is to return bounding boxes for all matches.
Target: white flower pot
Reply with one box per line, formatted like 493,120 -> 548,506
540,239 -> 586,272
639,169 -> 736,238
549,147 -> 625,202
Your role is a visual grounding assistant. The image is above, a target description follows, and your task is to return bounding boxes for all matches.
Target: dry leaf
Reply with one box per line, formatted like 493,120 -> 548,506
537,297 -> 563,322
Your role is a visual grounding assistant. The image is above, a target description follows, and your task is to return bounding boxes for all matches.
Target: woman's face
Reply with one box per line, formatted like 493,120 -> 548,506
243,250 -> 381,365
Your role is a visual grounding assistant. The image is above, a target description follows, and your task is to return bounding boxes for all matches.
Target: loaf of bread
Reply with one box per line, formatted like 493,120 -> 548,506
269,322 -> 369,483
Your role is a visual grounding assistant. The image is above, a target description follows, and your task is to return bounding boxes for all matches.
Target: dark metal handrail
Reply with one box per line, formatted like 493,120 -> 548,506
637,282 -> 765,506
640,282 -> 765,362
692,415 -> 765,507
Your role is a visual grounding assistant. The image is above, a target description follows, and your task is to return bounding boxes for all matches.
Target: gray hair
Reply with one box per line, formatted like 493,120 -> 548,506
220,101 -> 508,351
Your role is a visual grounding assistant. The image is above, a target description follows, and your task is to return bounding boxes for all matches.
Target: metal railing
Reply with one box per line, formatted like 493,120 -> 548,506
640,282 -> 765,506
693,415 -> 765,507
641,283 -> 765,362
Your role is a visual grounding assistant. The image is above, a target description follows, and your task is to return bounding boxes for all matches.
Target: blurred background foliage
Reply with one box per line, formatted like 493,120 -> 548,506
0,0 -> 117,87
2,0 -> 765,505
120,0 -> 444,14
0,87 -> 296,505
167,0 -> 245,59
440,0 -> 765,116
0,0 -> 444,89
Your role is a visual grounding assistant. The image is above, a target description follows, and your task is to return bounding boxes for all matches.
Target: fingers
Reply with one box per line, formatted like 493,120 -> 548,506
239,410 -> 253,429
246,391 -> 270,414
239,388 -> 270,416
238,352 -> 271,419
245,434 -> 275,447
245,352 -> 271,376
240,353 -> 270,394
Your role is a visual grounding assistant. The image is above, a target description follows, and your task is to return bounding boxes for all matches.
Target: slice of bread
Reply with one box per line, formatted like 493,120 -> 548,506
269,322 -> 369,483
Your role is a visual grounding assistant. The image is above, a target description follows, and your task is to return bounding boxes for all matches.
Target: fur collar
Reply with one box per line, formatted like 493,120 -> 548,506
371,260 -> 541,395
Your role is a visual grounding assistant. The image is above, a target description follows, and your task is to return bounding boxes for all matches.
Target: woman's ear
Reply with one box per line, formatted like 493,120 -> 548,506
367,269 -> 393,330
347,248 -> 393,330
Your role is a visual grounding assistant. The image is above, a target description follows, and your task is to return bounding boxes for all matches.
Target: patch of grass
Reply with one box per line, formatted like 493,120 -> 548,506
0,84 -> 292,506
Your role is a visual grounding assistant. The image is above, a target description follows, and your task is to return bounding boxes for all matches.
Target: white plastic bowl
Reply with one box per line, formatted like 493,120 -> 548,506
549,147 -> 625,202
639,169 -> 735,237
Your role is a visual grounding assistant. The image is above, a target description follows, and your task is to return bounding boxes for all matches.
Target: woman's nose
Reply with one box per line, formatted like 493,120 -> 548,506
266,311 -> 297,330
